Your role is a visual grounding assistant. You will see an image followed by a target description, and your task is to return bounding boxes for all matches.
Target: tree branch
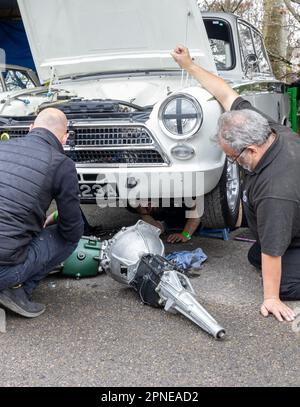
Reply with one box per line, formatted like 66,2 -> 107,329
268,50 -> 294,66
232,0 -> 244,13
201,0 -> 219,11
202,0 -> 211,10
284,0 -> 300,23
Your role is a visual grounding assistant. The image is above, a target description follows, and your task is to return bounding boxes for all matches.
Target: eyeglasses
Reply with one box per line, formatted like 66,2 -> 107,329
226,147 -> 248,164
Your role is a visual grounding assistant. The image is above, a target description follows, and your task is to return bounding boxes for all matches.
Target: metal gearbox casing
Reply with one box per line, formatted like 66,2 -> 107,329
60,221 -> 225,339
104,221 -> 165,285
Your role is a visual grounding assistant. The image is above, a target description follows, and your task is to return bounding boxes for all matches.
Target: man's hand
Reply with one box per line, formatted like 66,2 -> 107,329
171,44 -> 238,111
171,45 -> 194,71
44,213 -> 55,228
167,233 -> 190,244
261,298 -> 296,322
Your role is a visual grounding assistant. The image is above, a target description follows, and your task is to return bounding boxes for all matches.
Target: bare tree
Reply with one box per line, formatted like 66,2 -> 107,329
263,0 -> 289,79
284,0 -> 300,22
199,0 -> 264,29
199,0 -> 299,80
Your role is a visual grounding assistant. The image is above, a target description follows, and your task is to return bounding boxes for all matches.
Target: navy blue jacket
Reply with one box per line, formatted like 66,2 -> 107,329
0,128 -> 84,265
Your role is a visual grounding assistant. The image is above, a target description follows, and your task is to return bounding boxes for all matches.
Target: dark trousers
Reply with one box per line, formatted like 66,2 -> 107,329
0,226 -> 77,296
248,242 -> 300,301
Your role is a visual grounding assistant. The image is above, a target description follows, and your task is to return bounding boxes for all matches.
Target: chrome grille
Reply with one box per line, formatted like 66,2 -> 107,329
0,124 -> 167,166
69,125 -> 153,146
65,149 -> 164,165
0,128 -> 29,138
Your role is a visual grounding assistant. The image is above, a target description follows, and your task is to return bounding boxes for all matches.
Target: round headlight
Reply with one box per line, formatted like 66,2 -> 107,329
171,144 -> 195,160
159,94 -> 203,139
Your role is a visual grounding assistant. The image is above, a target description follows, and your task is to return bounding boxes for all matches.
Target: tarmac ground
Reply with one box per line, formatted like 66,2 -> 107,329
0,206 -> 300,387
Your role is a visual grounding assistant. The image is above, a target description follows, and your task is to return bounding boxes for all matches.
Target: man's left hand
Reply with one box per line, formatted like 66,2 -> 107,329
260,298 -> 296,322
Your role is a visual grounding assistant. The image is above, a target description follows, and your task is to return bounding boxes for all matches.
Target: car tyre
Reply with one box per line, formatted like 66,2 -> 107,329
202,159 -> 241,229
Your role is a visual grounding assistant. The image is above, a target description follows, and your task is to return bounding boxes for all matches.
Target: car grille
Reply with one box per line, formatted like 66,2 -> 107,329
0,124 -> 166,166
0,128 -> 29,138
70,126 -> 153,146
65,149 -> 164,165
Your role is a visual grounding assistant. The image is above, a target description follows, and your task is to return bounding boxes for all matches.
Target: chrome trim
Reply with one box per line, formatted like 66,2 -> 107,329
67,122 -> 169,167
207,80 -> 286,102
233,81 -> 286,95
71,121 -> 151,128
0,125 -> 30,129
64,146 -> 160,152
226,161 -> 240,213
75,162 -> 169,168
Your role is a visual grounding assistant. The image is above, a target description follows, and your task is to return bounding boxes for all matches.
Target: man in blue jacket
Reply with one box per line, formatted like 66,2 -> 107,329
0,108 -> 84,318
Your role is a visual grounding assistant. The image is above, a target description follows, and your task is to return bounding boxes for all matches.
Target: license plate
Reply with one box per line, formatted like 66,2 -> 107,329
79,183 -> 118,200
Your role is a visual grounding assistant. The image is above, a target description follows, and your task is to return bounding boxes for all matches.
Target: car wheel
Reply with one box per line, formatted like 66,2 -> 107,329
202,159 -> 241,229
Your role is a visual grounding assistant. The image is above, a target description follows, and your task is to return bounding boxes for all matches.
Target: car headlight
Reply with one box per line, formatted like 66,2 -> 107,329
159,94 -> 203,139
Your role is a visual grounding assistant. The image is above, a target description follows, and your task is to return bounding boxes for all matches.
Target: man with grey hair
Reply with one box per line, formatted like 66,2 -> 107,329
172,45 -> 300,323
0,108 -> 84,318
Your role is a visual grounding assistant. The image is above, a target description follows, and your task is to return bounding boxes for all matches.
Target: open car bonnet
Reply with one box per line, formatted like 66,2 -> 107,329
17,0 -> 217,83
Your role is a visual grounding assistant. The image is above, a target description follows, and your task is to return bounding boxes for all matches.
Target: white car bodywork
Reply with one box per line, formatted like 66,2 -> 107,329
0,0 -> 290,226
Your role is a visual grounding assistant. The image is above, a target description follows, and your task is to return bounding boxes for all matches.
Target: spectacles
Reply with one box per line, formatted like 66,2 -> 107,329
226,147 -> 248,164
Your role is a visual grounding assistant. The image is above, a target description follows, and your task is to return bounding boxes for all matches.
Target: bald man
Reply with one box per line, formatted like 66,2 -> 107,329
0,108 -> 84,318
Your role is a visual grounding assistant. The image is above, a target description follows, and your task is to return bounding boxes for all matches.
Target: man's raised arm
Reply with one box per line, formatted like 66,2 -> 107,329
171,45 -> 239,112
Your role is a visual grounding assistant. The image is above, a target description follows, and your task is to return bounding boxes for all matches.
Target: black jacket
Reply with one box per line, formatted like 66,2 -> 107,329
0,128 -> 84,265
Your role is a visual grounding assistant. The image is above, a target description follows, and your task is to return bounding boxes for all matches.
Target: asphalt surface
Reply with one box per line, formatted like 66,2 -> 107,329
1,206 -> 300,387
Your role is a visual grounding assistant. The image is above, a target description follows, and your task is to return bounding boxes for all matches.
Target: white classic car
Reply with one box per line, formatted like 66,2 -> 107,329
0,0 -> 290,228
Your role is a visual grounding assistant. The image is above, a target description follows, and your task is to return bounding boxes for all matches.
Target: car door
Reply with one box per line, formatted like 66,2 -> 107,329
238,21 -> 283,123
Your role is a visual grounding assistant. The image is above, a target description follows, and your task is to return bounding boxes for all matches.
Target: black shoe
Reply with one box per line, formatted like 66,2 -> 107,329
0,287 -> 46,318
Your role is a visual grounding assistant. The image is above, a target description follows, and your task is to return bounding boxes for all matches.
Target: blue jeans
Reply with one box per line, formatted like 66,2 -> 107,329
0,226 -> 77,296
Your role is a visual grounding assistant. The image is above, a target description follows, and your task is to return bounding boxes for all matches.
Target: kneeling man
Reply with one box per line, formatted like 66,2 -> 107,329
172,45 -> 299,322
0,108 -> 83,317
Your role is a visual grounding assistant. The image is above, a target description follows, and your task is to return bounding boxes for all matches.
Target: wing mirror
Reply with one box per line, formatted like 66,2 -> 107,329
244,54 -> 259,79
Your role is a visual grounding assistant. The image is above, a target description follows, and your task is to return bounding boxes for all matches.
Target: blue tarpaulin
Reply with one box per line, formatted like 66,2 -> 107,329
0,20 -> 35,71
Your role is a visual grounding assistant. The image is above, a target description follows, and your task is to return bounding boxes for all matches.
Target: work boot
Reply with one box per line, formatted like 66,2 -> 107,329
0,286 -> 46,318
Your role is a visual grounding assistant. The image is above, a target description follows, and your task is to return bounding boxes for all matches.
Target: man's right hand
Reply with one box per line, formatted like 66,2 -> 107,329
171,44 -> 238,111
261,298 -> 296,322
171,45 -> 194,71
